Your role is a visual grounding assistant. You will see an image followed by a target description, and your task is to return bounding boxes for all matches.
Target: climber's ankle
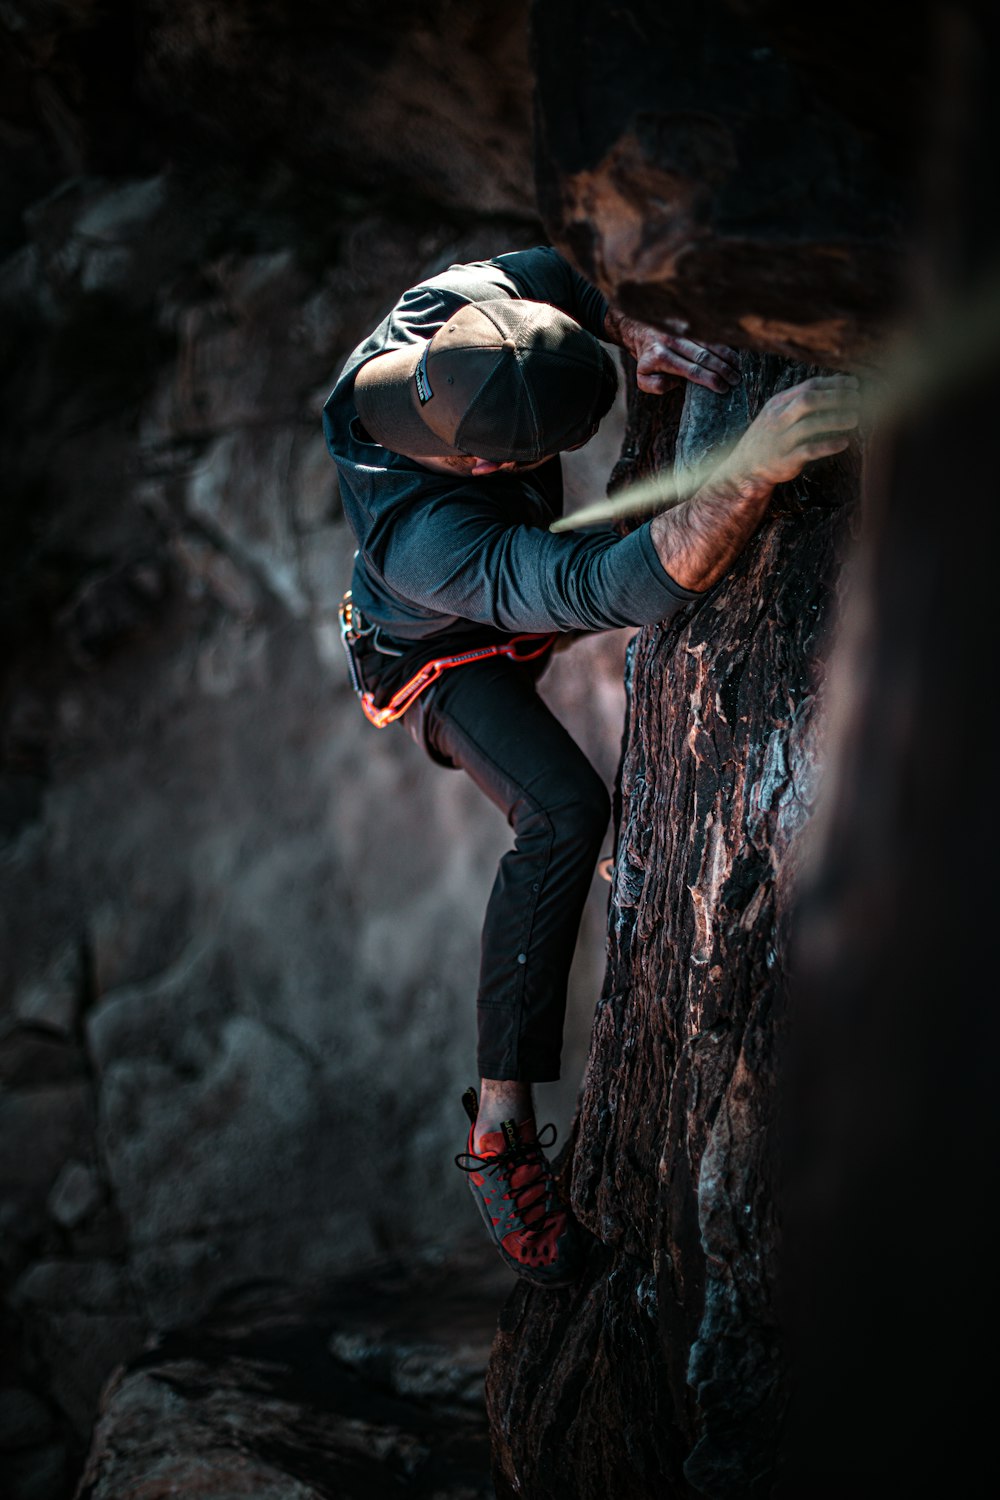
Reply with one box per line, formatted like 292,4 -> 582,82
475,1077 -> 534,1148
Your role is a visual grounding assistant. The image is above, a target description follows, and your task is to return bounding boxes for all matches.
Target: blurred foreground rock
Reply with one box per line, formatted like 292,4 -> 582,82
78,1242 -> 506,1500
781,7 -> 1000,1492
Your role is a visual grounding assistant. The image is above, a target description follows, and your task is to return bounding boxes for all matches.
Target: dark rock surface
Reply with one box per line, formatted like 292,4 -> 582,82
782,8 -> 1000,1492
482,6 -> 956,1492
488,4 -> 999,1497
0,1 -> 535,241
488,356 -> 860,1498
532,0 -> 925,366
77,1241 -> 507,1499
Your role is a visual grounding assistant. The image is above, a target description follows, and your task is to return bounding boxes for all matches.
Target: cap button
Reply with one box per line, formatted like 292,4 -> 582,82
502,337 -> 517,351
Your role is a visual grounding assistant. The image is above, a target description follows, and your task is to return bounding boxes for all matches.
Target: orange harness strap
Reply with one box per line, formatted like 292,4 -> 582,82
338,593 -> 555,729
360,633 -> 556,727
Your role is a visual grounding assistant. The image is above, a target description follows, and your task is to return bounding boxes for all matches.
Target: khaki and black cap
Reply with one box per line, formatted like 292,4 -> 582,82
354,299 -> 615,464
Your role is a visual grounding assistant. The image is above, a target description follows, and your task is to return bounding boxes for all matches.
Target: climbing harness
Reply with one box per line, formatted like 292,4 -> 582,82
338,591 -> 556,729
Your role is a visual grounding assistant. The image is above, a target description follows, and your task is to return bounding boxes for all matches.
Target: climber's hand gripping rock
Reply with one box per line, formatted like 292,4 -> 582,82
604,308 -> 742,395
649,374 -> 861,594
721,374 -> 861,494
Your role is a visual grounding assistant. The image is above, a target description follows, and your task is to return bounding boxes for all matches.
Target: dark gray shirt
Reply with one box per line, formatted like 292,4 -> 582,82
322,247 -> 698,696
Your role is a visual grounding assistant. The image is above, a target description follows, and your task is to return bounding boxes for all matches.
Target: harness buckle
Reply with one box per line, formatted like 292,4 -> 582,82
338,591 -> 371,698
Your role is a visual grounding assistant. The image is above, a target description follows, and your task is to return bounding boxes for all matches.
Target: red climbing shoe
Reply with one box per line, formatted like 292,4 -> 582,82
454,1087 -> 583,1287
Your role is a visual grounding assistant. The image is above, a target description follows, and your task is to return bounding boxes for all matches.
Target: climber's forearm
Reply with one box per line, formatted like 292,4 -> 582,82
649,468 -> 774,593
650,372 -> 862,592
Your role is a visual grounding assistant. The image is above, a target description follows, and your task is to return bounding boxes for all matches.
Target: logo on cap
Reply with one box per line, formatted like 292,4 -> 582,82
414,344 -> 434,406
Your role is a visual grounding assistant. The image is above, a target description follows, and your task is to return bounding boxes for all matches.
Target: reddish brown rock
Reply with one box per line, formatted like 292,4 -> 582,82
531,0 -> 925,366
487,355 -> 861,1498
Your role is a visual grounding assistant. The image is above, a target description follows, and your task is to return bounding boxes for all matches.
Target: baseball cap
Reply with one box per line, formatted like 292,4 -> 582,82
353,299 -> 616,463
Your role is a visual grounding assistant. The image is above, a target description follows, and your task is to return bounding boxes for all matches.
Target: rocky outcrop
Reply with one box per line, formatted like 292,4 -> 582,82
0,1 -> 535,240
77,1241 -> 507,1499
782,8 -> 1000,1493
9,4 -> 986,1498
532,0 -> 922,367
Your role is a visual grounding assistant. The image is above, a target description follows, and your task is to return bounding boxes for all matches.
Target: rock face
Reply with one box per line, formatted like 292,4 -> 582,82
532,0 -> 922,366
487,358 -> 859,1498
486,4 -> 917,1493
0,6 -> 631,1495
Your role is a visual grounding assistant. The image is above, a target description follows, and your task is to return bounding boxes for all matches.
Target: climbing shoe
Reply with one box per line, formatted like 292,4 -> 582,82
454,1087 -> 583,1287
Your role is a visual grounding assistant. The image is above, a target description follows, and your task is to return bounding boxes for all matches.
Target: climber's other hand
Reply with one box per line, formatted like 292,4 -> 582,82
723,375 -> 861,491
606,310 -> 741,396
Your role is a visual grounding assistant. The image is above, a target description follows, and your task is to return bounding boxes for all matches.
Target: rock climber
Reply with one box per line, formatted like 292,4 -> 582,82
322,246 -> 859,1286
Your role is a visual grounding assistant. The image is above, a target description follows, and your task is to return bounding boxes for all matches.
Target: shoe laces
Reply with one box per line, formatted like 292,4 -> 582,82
455,1122 -> 561,1234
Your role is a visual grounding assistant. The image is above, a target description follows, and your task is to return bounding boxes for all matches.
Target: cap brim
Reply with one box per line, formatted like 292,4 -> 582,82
354,344 -> 466,459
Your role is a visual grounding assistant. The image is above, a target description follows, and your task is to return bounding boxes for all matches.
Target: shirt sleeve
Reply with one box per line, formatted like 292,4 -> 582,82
491,247 -> 609,340
369,488 -> 698,634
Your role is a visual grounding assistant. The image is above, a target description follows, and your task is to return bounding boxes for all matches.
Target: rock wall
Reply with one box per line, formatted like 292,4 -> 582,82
488,355 -> 859,1500
0,6 -> 630,1496
487,3 -> 928,1496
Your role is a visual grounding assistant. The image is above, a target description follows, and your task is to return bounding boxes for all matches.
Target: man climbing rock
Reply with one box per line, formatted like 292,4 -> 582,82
322,247 -> 858,1287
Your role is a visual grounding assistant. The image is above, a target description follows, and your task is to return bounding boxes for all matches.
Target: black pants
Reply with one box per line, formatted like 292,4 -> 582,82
404,656 -> 610,1083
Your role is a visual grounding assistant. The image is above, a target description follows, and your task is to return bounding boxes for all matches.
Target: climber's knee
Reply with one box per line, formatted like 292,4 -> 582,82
547,770 -> 611,860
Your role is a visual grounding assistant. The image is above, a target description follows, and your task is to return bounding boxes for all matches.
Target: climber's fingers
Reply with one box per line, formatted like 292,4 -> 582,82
728,375 -> 860,487
636,333 -> 741,396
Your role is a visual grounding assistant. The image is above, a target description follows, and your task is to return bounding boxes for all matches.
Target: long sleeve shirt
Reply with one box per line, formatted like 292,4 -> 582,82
322,246 -> 698,702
